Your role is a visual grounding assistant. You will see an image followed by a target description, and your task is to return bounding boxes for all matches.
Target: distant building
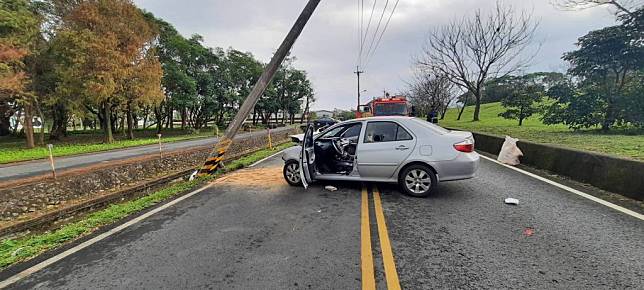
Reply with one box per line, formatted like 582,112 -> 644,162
314,110 -> 334,118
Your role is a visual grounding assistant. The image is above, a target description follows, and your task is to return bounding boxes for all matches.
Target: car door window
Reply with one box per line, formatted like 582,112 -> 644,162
364,121 -> 413,143
396,126 -> 413,141
342,123 -> 362,138
319,123 -> 361,139
319,126 -> 344,138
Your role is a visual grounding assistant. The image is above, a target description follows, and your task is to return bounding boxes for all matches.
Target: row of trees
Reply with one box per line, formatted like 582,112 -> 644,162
0,0 -> 315,148
151,15 -> 314,133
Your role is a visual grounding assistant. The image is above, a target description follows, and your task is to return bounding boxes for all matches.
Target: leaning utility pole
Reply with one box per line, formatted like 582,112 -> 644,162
197,0 -> 321,176
354,66 -> 364,111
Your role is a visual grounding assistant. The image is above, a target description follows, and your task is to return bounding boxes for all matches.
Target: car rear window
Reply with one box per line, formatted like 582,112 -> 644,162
411,118 -> 450,135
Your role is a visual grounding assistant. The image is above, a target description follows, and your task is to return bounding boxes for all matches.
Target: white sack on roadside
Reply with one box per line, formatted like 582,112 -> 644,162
497,136 -> 523,165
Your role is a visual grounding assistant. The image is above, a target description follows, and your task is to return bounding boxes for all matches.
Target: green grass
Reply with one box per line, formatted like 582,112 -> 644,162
439,102 -> 644,161
0,127 -> 221,164
0,142 -> 293,269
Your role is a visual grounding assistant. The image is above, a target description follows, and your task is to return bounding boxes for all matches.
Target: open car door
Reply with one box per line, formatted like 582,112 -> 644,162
299,124 -> 316,189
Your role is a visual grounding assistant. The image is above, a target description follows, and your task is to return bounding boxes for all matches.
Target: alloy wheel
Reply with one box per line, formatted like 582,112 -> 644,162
285,163 -> 301,184
405,169 -> 431,194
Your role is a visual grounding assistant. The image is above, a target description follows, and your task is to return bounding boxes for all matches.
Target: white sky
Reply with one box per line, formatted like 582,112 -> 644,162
133,0 -> 617,110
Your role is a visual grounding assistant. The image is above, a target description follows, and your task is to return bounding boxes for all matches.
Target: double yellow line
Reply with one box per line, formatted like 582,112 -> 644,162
361,185 -> 401,290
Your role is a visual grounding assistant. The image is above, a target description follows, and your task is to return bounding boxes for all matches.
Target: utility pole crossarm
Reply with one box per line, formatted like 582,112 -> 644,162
197,0 -> 321,176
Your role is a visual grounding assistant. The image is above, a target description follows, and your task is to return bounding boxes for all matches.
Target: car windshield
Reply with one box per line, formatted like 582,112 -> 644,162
374,103 -> 407,116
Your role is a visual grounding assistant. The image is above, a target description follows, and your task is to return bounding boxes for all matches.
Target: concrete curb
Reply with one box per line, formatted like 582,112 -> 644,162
466,130 -> 643,201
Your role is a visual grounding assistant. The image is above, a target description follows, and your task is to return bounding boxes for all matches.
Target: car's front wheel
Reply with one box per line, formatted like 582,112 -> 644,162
399,164 -> 437,197
283,160 -> 302,186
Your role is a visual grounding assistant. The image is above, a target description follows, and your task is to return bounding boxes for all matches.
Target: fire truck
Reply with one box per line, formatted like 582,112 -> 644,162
356,95 -> 413,118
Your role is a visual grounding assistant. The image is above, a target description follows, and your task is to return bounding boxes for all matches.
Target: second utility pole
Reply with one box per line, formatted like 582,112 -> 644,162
354,66 -> 364,111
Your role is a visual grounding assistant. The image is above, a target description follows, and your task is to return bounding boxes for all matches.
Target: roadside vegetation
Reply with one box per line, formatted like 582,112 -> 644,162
440,102 -> 644,161
0,127 -> 220,164
408,1 -> 642,156
0,142 -> 294,269
1,0 -> 314,150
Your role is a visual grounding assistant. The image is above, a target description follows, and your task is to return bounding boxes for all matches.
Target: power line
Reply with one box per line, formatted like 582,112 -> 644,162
356,0 -> 364,67
363,0 -> 389,69
363,0 -> 400,69
359,0 -> 378,66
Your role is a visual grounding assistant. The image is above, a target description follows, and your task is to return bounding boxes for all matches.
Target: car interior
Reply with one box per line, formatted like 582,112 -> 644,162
313,123 -> 362,175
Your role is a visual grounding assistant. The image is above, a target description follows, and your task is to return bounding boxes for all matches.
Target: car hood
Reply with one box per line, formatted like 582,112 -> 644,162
282,145 -> 302,161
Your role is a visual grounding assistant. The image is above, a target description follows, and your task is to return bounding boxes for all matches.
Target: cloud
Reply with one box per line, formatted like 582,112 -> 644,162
134,0 -> 616,110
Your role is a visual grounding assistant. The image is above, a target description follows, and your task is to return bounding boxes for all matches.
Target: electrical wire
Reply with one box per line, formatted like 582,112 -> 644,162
363,0 -> 389,69
363,0 -> 400,69
360,0 -> 378,66
357,0 -> 364,67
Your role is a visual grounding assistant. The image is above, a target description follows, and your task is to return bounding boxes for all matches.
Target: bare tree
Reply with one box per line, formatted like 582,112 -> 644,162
418,3 -> 538,121
408,68 -> 457,120
551,0 -> 638,17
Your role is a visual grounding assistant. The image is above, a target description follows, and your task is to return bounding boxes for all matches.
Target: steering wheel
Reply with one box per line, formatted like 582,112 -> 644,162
330,137 -> 344,155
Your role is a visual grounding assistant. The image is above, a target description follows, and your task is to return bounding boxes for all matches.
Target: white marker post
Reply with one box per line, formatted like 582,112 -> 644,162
157,134 -> 162,159
47,144 -> 56,179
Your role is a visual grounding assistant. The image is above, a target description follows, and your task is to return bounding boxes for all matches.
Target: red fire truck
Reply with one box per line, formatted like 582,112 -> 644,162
356,95 -> 413,118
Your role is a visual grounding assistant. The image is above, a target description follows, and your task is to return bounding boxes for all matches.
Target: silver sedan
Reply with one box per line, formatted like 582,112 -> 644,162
282,116 -> 479,197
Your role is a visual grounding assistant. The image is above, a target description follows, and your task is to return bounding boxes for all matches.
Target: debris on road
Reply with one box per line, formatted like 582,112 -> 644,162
504,198 -> 520,205
523,227 -> 535,237
325,185 -> 338,192
498,136 -> 523,165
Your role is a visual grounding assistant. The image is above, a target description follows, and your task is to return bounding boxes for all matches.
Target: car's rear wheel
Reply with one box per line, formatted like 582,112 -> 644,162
283,160 -> 302,186
399,164 -> 437,197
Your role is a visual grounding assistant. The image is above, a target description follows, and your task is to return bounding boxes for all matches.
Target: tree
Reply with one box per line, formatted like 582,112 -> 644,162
499,81 -> 544,126
483,72 -> 566,105
0,0 -> 42,147
408,69 -> 456,120
418,2 -> 538,121
121,50 -> 164,139
541,80 -> 606,129
52,0 -> 161,143
562,22 -> 643,130
551,0 -> 637,17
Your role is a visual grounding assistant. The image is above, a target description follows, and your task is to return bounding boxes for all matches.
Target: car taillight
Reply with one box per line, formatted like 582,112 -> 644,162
453,140 -> 474,153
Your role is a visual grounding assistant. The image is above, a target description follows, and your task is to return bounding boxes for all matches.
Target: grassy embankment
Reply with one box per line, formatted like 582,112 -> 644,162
0,142 -> 293,269
0,127 -> 224,164
439,102 -> 643,161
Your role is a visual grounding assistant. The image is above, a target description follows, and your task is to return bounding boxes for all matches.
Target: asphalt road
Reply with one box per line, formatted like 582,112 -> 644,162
3,154 -> 643,289
0,127 -> 290,182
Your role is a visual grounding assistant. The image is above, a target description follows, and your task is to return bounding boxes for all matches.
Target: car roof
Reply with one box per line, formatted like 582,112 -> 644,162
343,116 -> 415,123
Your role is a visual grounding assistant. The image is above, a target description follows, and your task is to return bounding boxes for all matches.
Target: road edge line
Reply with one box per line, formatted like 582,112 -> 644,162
479,155 -> 644,221
361,185 -> 376,290
0,149 -> 285,289
372,186 -> 401,290
249,148 -> 287,167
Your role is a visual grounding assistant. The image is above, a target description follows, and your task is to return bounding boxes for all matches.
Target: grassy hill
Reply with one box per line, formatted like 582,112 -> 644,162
439,102 -> 643,161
